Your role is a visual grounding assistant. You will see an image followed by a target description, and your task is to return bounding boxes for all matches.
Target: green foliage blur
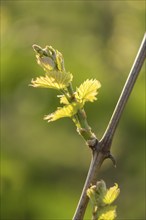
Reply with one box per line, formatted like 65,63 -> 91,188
1,1 -> 145,219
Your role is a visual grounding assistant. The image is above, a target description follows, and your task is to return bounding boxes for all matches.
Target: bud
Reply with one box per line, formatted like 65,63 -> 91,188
32,44 -> 65,72
96,180 -> 107,206
96,180 -> 107,194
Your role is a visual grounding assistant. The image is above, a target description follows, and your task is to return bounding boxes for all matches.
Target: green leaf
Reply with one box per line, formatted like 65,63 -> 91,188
58,94 -> 70,105
44,102 -> 82,122
75,79 -> 101,104
55,49 -> 65,71
30,71 -> 73,90
103,183 -> 120,205
98,206 -> 117,220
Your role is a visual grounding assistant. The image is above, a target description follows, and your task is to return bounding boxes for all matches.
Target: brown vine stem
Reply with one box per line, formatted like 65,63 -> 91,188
72,33 -> 146,220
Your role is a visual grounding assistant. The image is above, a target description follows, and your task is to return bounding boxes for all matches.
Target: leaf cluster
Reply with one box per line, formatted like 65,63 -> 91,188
30,45 -> 101,124
87,180 -> 120,220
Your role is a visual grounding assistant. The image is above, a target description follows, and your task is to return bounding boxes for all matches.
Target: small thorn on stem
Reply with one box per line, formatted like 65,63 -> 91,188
108,153 -> 116,167
104,150 -> 116,167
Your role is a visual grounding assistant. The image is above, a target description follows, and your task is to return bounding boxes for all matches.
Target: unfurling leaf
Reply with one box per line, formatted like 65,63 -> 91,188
30,71 -> 73,90
103,183 -> 120,205
44,102 -> 82,122
58,95 -> 70,105
75,79 -> 101,104
87,185 -> 97,205
87,180 -> 120,220
87,180 -> 107,207
98,205 -> 117,220
32,44 -> 65,72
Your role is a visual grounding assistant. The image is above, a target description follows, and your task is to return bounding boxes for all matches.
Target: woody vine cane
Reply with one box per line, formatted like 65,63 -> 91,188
73,33 -> 146,220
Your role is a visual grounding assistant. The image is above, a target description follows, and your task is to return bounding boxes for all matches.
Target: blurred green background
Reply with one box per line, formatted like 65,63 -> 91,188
1,1 -> 145,219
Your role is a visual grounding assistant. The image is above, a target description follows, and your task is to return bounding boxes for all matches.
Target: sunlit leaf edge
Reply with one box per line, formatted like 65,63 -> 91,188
30,71 -> 73,90
75,79 -> 101,103
44,102 -> 82,122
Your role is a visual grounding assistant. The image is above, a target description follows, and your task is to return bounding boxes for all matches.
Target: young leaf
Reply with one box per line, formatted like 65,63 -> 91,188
103,183 -> 120,205
98,205 -> 117,220
58,94 -> 70,105
75,79 -> 101,104
44,102 -> 82,122
86,185 -> 97,205
30,71 -> 73,90
87,180 -> 107,207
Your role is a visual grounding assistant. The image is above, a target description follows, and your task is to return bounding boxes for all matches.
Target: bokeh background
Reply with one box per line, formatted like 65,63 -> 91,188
1,1 -> 145,219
